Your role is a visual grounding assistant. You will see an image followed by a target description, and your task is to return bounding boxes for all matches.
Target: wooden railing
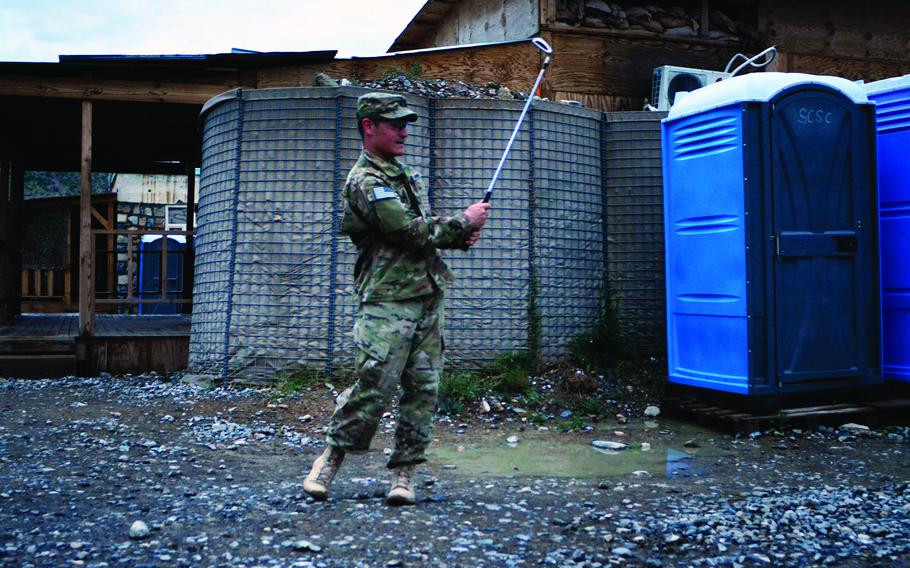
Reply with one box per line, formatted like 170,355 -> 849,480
92,229 -> 193,306
21,268 -> 72,303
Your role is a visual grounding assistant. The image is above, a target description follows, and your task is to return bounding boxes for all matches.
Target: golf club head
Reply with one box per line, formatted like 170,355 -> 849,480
531,37 -> 553,67
531,37 -> 553,55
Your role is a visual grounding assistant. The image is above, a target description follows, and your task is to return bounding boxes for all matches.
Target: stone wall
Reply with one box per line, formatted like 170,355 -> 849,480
115,202 -> 167,311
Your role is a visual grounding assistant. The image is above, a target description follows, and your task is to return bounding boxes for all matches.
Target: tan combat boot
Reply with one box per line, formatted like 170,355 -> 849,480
303,446 -> 345,500
386,465 -> 416,506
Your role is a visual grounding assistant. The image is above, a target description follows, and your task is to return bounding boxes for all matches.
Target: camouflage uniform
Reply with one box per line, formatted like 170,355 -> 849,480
325,93 -> 473,468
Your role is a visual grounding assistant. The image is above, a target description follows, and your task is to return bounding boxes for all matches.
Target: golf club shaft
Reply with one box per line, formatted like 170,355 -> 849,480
483,42 -> 552,203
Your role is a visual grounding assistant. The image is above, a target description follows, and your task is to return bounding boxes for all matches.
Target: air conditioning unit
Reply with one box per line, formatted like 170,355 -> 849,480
651,66 -> 730,111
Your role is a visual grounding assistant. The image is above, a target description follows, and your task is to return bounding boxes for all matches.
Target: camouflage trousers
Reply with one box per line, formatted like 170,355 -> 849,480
326,293 -> 444,468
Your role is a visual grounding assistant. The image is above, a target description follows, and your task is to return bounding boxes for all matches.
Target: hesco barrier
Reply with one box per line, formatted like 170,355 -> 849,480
603,113 -> 667,352
191,87 -> 666,382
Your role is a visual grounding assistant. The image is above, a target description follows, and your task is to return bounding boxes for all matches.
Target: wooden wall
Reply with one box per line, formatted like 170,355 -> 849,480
426,0 -> 539,47
542,31 -> 742,110
760,0 -> 910,80
77,336 -> 189,375
258,41 -> 543,94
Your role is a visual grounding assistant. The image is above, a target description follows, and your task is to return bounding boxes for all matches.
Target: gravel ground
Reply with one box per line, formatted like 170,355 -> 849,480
2,374 -> 910,567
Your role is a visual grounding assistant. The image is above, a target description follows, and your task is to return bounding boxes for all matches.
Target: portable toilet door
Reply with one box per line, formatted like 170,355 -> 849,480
138,235 -> 186,315
767,81 -> 880,391
865,75 -> 910,383
662,73 -> 881,396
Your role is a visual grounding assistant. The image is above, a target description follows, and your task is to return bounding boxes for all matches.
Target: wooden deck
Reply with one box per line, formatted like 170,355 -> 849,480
665,395 -> 910,433
0,313 -> 191,377
0,313 -> 190,337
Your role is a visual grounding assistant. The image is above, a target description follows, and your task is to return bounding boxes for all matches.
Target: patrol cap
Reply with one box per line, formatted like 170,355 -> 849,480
356,92 -> 418,122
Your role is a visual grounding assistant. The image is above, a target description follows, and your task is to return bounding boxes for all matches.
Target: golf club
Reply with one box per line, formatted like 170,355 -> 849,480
482,37 -> 554,203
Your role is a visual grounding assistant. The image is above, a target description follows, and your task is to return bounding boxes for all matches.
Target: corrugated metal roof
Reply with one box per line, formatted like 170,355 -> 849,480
56,50 -> 338,68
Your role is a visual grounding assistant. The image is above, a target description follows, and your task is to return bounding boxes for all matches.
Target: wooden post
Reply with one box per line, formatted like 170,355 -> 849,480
79,100 -> 96,336
107,201 -> 114,298
182,161 -> 195,314
9,163 -> 24,318
126,233 -> 134,301
160,231 -> 168,300
700,0 -> 710,38
0,159 -> 8,321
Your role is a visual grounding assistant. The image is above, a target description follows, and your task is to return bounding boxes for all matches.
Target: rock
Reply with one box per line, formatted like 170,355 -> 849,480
481,400 -> 491,413
839,423 -> 871,435
644,406 -> 661,417
585,0 -> 613,18
664,26 -> 698,37
616,413 -> 628,424
180,374 -> 215,388
683,439 -> 700,448
592,440 -> 628,451
129,520 -> 150,539
313,73 -> 339,87
292,539 -> 322,552
656,15 -> 690,28
641,20 -> 664,33
612,546 -> 633,557
710,8 -> 738,33
506,435 -> 520,445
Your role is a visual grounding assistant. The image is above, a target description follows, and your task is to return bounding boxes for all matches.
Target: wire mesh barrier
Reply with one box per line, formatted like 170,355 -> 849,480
603,112 -> 668,355
191,87 -> 666,382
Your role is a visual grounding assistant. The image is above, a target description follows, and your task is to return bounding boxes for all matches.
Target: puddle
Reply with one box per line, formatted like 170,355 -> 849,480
431,424 -> 730,479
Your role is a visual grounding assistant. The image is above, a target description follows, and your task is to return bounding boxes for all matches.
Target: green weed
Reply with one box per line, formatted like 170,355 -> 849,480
577,397 -> 609,417
558,416 -> 587,431
270,366 -> 356,398
379,62 -> 424,81
522,388 -> 542,409
437,370 -> 489,416
528,411 -> 549,424
487,352 -> 532,395
569,288 -> 635,372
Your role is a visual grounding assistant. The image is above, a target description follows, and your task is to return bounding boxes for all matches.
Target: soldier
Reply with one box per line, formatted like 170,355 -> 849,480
303,92 -> 491,505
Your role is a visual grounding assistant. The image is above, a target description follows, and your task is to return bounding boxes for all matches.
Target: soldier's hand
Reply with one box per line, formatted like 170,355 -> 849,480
464,229 -> 482,248
463,201 -> 491,230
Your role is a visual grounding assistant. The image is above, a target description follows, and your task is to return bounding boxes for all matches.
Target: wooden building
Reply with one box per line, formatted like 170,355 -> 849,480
389,0 -> 910,111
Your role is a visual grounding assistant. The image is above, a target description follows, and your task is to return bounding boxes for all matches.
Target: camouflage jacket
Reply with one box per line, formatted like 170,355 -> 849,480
340,150 -> 471,302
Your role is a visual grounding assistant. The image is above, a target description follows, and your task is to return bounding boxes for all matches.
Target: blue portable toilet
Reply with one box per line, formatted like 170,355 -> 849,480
865,75 -> 910,383
138,235 -> 186,315
662,73 -> 882,396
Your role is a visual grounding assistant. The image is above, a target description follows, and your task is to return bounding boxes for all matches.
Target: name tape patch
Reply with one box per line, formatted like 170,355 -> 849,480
371,186 -> 398,202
